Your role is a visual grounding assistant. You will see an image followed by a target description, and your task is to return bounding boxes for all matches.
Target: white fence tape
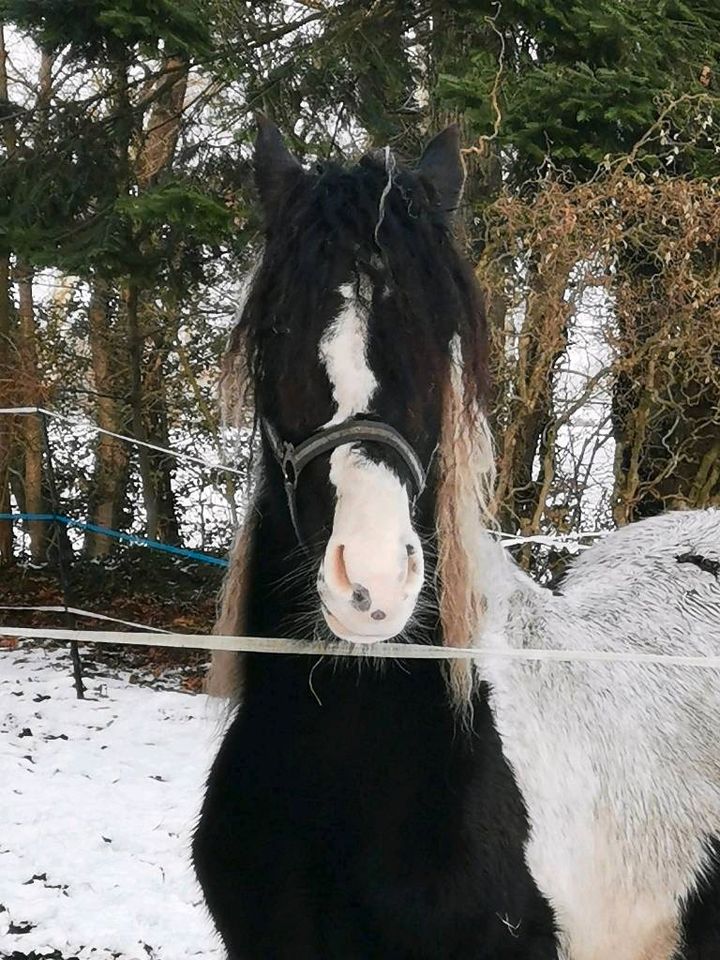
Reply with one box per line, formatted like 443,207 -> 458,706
0,406 -> 244,476
4,625 -> 720,668
0,605 -> 170,633
0,407 -> 611,549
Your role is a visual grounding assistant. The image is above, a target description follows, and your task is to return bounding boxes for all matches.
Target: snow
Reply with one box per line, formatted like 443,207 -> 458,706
0,645 -> 225,960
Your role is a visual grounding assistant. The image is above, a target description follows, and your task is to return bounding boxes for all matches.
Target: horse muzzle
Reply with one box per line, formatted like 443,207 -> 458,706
317,534 -> 424,643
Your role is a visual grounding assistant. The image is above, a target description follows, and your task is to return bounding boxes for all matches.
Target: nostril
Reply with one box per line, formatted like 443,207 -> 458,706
327,543 -> 352,593
403,540 -> 423,592
402,543 -> 421,582
371,610 -> 386,621
351,584 -> 371,612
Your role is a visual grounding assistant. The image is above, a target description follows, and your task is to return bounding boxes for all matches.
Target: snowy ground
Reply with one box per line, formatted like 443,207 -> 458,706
1,644 -> 225,960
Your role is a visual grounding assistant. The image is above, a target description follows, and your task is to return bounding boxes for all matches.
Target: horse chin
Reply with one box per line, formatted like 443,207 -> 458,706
321,607 -> 400,646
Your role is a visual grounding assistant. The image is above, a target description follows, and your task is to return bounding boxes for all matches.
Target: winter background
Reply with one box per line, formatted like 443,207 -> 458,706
2,1 -> 719,957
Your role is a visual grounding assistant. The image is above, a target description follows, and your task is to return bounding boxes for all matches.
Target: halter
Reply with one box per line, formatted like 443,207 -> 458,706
262,417 -> 428,550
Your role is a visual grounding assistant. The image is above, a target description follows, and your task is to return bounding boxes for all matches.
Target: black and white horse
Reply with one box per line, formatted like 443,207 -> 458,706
193,120 -> 720,959
194,120 -> 558,959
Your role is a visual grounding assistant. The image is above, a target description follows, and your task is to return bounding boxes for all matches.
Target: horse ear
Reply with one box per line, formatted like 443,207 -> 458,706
418,125 -> 466,215
254,115 -> 303,215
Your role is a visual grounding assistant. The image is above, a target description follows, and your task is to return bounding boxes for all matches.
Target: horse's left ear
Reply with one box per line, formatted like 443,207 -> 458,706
418,125 -> 466,215
254,115 -> 304,217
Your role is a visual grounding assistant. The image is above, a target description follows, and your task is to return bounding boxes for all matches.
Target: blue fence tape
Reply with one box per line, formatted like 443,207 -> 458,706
0,513 -> 229,568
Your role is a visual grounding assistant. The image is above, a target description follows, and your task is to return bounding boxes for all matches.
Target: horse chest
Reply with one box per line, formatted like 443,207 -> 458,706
197,660 -> 557,959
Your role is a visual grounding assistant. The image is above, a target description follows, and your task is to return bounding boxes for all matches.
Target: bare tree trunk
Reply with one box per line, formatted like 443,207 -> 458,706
493,258 -> 575,535
0,254 -> 13,564
16,48 -> 54,560
135,56 -> 188,188
125,288 -> 182,544
82,53 -> 136,556
16,262 -> 49,560
612,257 -> 720,523
125,281 -> 161,538
85,281 -> 130,556
0,37 -> 56,563
126,56 -> 188,543
0,24 -> 14,563
142,327 -> 181,544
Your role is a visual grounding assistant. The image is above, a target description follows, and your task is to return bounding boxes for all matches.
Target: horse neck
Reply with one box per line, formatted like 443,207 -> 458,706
469,523 -> 536,635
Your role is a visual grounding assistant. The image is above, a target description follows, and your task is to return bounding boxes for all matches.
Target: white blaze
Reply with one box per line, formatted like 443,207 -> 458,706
317,281 -> 423,641
318,283 -> 377,425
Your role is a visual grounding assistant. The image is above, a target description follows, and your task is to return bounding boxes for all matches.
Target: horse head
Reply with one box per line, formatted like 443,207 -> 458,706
234,118 -> 490,647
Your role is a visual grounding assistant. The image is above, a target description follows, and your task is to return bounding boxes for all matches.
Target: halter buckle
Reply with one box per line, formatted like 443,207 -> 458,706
281,443 -> 298,487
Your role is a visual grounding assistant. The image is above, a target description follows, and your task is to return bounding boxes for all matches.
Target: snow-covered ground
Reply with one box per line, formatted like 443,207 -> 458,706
1,644 -> 225,959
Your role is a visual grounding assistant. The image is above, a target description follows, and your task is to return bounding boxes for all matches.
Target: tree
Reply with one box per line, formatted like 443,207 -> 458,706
0,0 -> 717,574
0,0 -> 236,558
436,0 -> 720,531
0,21 -> 14,563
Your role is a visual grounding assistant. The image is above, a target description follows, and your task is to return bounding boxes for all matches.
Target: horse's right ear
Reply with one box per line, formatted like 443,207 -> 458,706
254,115 -> 303,215
418,125 -> 466,215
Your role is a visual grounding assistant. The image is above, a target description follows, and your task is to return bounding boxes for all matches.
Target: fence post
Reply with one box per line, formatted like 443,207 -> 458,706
39,410 -> 85,699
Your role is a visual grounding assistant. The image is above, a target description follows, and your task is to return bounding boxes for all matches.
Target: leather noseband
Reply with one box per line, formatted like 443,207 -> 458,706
262,418 -> 427,550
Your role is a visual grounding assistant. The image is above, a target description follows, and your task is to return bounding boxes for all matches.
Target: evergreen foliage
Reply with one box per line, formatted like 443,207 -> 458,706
0,0 -> 211,58
438,0 -> 720,178
0,0 -> 717,568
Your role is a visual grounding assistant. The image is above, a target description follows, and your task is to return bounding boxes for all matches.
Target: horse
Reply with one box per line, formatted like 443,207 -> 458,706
193,119 -> 559,960
193,120 -> 720,959
470,507 -> 720,960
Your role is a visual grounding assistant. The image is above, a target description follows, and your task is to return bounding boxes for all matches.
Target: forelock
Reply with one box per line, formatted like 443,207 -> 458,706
229,147 -> 488,417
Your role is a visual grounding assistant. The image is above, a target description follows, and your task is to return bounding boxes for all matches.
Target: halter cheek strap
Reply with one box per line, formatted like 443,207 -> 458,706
262,418 -> 427,550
